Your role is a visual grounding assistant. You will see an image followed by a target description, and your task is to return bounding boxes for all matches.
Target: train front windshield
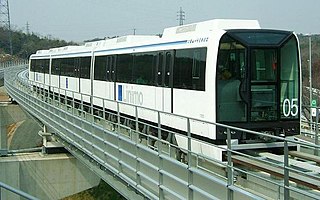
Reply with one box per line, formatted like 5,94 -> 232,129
216,30 -> 300,137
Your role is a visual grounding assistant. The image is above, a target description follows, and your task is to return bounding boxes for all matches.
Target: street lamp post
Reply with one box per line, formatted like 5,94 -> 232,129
308,35 -> 312,126
307,34 -> 318,155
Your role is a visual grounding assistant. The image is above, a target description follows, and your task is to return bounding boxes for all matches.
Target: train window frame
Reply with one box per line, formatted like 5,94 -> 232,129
192,50 -> 201,79
94,47 -> 207,90
30,59 -> 35,72
60,58 -> 76,77
279,36 -> 300,120
94,56 -> 107,81
216,34 -> 248,123
173,47 -> 207,91
30,59 -> 50,73
133,52 -> 157,85
229,30 -> 291,46
116,54 -> 134,83
79,57 -> 91,79
51,59 -> 61,75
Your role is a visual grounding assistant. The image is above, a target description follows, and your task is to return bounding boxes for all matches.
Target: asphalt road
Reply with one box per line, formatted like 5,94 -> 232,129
0,86 -> 42,150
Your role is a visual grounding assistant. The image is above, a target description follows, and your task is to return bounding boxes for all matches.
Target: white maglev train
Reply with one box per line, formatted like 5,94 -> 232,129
29,19 -> 301,160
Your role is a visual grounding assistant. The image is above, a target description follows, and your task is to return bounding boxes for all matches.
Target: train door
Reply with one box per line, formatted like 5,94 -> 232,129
106,55 -> 116,100
44,59 -> 50,91
75,58 -> 81,93
156,51 -> 174,112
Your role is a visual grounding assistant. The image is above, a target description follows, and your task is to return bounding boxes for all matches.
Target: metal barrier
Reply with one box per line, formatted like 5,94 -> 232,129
0,60 -> 28,80
0,181 -> 39,200
0,60 -> 28,69
301,102 -> 320,156
4,65 -> 320,200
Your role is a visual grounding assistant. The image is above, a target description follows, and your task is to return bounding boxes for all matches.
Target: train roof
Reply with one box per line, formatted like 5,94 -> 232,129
162,19 -> 260,38
31,19 -> 261,57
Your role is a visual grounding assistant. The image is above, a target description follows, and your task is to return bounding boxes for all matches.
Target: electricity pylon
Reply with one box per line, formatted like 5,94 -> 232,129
0,0 -> 13,55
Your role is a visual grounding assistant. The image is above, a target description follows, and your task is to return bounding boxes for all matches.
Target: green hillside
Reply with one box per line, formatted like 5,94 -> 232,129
0,27 -> 75,60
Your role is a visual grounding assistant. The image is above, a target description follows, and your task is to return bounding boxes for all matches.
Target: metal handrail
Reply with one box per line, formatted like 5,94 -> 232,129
4,65 -> 320,199
0,181 -> 39,200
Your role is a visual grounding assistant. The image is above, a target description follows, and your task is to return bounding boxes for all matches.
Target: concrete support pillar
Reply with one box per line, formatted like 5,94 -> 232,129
0,153 -> 100,200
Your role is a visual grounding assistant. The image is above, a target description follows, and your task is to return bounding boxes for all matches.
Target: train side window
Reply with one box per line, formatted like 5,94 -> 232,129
35,59 -> 41,73
32,59 -> 49,73
117,54 -> 133,83
192,50 -> 201,79
174,48 -> 206,90
30,59 -> 36,72
51,59 -> 61,75
192,48 -> 206,90
79,57 -> 91,79
94,56 -> 107,81
174,49 -> 192,89
133,52 -> 156,85
43,59 -> 50,73
60,58 -> 75,77
34,60 -> 41,72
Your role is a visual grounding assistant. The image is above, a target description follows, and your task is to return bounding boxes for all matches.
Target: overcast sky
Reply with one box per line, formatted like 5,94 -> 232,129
9,0 -> 320,42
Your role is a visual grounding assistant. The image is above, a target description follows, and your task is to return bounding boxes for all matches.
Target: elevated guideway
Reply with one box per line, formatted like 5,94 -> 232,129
3,65 -> 320,200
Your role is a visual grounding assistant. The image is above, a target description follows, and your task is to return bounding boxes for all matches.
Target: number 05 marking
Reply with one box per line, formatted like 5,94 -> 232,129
283,98 -> 298,117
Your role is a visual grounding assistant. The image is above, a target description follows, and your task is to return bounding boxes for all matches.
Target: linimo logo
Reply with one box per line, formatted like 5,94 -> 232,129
118,85 -> 143,105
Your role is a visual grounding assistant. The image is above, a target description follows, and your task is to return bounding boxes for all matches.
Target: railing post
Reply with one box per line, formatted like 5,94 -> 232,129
227,128 -> 234,200
80,93 -> 84,114
102,100 -> 105,120
91,96 -> 94,116
134,106 -> 141,188
135,106 -> 139,140
315,108 -> 319,156
157,112 -> 162,153
157,112 -> 164,200
135,107 -> 138,132
117,102 -> 120,132
187,118 -> 193,200
72,92 -> 75,116
284,140 -> 290,199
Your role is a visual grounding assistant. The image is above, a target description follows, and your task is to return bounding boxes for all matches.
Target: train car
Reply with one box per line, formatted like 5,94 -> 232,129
29,19 -> 301,160
29,50 -> 50,90
48,45 -> 92,103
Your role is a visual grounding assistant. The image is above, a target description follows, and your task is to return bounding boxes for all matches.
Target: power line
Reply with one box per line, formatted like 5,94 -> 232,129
0,0 -> 13,55
177,7 -> 185,26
